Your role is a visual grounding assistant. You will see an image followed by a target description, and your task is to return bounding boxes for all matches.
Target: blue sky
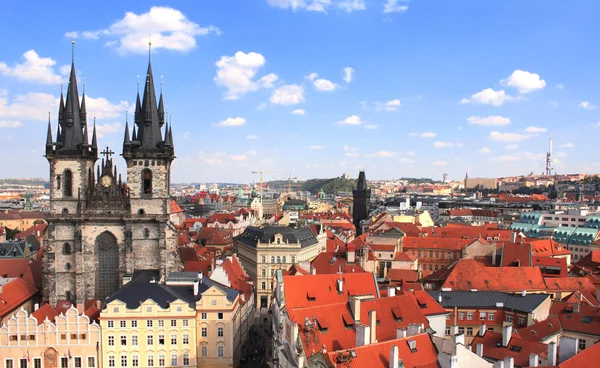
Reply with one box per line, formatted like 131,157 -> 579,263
0,0 -> 598,183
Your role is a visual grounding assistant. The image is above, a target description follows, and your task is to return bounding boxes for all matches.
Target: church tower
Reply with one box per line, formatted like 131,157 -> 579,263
353,170 -> 371,235
43,44 -> 179,306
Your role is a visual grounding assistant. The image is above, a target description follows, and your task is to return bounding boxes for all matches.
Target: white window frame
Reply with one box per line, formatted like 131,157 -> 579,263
86,357 -> 95,368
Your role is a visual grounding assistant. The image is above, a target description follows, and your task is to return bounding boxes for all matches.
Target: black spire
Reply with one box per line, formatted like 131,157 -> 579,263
91,119 -> 98,151
356,170 -> 368,192
46,113 -> 53,147
163,121 -> 172,146
158,89 -> 165,127
135,61 -> 162,149
124,114 -> 131,145
61,59 -> 84,151
132,125 -> 137,141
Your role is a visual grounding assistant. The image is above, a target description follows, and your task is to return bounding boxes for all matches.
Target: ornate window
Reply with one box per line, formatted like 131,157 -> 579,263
142,169 -> 152,195
96,232 -> 119,300
63,243 -> 72,255
64,170 -> 73,197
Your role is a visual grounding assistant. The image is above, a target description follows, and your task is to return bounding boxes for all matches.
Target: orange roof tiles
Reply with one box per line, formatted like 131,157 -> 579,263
516,315 -> 561,342
550,301 -> 600,336
402,236 -> 472,251
31,303 -> 58,324
544,277 -> 595,292
0,278 -> 38,319
170,200 -> 184,213
324,333 -> 438,368
528,239 -> 571,257
0,258 -> 42,288
500,242 -> 532,267
441,259 -> 546,291
310,252 -> 365,275
471,330 -> 548,367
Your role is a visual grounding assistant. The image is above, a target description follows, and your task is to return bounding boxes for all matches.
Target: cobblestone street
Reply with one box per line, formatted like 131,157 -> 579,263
240,312 -> 272,368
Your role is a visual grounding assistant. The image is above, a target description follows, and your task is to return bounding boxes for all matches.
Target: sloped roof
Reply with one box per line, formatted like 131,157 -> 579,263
471,330 -> 548,367
170,200 -> 183,214
0,278 -> 38,318
0,258 -> 42,288
310,252 -> 365,274
238,226 -> 319,248
550,301 -> 600,336
402,236 -> 472,251
516,315 -> 562,342
31,303 -> 59,324
386,269 -> 419,283
559,338 -> 600,368
427,290 -> 549,313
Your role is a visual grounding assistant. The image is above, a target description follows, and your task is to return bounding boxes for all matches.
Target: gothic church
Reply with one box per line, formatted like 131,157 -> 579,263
43,52 -> 180,306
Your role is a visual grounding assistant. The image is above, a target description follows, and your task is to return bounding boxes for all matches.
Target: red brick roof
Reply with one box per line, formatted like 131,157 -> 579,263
310,252 -> 365,275
550,301 -> 600,336
170,200 -> 183,214
324,333 -> 438,368
471,330 -> 548,367
0,278 -> 38,319
516,315 -> 561,342
0,258 -> 42,288
441,259 -> 546,291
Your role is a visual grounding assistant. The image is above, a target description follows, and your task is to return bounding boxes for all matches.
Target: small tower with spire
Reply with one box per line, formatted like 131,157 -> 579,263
122,38 -> 175,216
353,170 -> 371,235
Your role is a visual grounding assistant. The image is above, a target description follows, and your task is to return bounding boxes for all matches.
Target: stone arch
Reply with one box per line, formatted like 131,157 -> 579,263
95,231 -> 119,300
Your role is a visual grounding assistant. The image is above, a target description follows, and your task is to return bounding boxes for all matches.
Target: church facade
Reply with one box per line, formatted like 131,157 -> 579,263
42,54 -> 180,306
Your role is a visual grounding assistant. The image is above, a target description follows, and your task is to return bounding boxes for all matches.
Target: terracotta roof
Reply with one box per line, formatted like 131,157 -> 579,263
283,264 -> 310,276
559,337 -> 600,368
402,236 -> 472,251
31,303 -> 58,324
221,255 -> 253,302
283,273 -> 378,314
184,260 -> 213,275
15,223 -> 47,241
170,200 -> 184,213
177,232 -> 191,246
393,251 -> 417,262
207,213 -> 238,224
550,301 -> 600,336
178,247 -> 199,262
500,242 -> 532,267
544,277 -> 595,292
324,333 -> 438,368
441,259 -> 546,291
311,252 -> 365,275
0,258 -> 42,288
471,330 -> 548,367
447,209 -> 473,217
325,230 -> 347,253
571,250 -> 600,277
533,256 -> 568,277
516,315 -> 562,342
0,278 -> 38,318
528,239 -> 571,257
561,290 -> 600,307
385,269 -> 419,283
294,295 -> 430,355
400,290 -> 448,317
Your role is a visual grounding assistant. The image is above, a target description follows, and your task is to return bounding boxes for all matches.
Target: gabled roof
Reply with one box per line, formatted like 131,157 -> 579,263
220,255 -> 253,302
0,278 -> 38,318
386,269 -> 419,283
427,290 -> 549,313
31,303 -> 59,325
283,264 -> 310,276
0,258 -> 42,288
500,242 -> 532,267
470,330 -> 548,367
550,301 -> 600,336
402,236 -> 472,251
238,226 -> 319,248
170,200 -> 183,214
310,252 -> 365,274
544,277 -> 595,292
516,315 -> 562,342
441,259 -> 546,292
324,333 -> 438,368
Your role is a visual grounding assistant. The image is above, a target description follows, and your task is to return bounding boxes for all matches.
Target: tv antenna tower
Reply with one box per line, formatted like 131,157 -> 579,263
545,134 -> 554,176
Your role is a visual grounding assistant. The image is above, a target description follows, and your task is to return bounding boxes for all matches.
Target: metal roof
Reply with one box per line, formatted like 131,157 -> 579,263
427,290 -> 549,313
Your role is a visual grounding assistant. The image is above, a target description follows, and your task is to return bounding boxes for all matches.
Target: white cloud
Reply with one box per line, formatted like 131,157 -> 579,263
70,6 -> 220,54
95,122 -> 122,138
579,100 -> 596,110
555,84 -> 564,89
314,78 -> 337,91
342,67 -> 355,83
555,151 -> 568,158
384,0 -> 409,13
460,88 -> 511,106
344,145 -> 359,152
246,135 -> 258,140
505,144 -> 519,150
0,50 -> 64,85
558,142 -> 573,148
0,89 -> 55,123
434,141 -> 462,148
364,124 -> 379,130
501,70 -> 546,94
419,132 -> 436,138
256,102 -> 268,110
524,126 -> 547,133
490,155 -> 520,162
309,145 -> 324,150
86,96 -> 129,119
182,132 -> 191,140
467,115 -> 511,126
384,99 -> 401,111
338,0 -> 366,12
549,101 -> 559,108
336,115 -> 361,125
214,51 -> 278,100
268,0 -> 333,12
0,120 -> 22,128
305,72 -> 319,81
433,161 -> 447,166
292,109 -> 306,115
270,84 -> 305,105
372,150 -> 396,157
398,157 -> 414,164
490,131 -> 532,142
345,152 -> 359,157
217,117 -> 246,127
478,147 -> 491,154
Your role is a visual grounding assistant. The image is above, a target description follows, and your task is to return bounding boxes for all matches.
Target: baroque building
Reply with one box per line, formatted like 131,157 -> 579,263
42,49 -> 180,306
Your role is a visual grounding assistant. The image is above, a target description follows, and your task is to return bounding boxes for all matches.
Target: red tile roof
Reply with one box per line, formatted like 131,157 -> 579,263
471,330 -> 548,367
0,258 -> 42,288
402,236 -> 472,251
549,301 -> 600,336
324,333 -> 438,368
544,277 -> 595,292
528,238 -> 571,257
0,278 -> 38,318
393,251 -> 417,262
571,250 -> 600,277
31,303 -> 58,324
385,269 -> 419,283
15,223 -> 47,241
500,242 -> 532,267
533,256 -> 568,277
441,259 -> 546,291
170,200 -> 184,214
221,255 -> 253,302
311,252 -> 365,275
283,264 -> 310,276
400,290 -> 448,317
516,315 -> 561,342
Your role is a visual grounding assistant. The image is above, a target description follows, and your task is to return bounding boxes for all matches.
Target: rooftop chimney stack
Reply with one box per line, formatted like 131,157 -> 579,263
350,296 -> 361,321
347,248 -> 355,263
494,361 -> 504,368
193,280 -> 199,296
396,327 -> 407,339
407,323 -> 420,337
389,345 -> 399,368
387,286 -> 396,297
369,310 -> 377,343
502,324 -> 512,347
479,324 -> 486,336
548,342 -> 557,366
476,343 -> 483,357
529,353 -> 539,367
453,333 -> 465,346
355,322 -> 371,347
503,357 -> 514,368
573,302 -> 580,314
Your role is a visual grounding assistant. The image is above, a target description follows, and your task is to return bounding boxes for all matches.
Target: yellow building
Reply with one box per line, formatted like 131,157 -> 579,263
0,211 -> 46,231
0,305 -> 101,368
100,272 -> 246,368
392,211 -> 434,227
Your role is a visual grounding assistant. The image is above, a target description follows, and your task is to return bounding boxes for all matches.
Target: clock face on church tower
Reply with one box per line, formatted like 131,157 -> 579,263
101,175 -> 112,187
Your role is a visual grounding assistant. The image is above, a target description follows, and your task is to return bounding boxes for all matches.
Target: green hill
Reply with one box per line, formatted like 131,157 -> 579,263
301,177 -> 356,194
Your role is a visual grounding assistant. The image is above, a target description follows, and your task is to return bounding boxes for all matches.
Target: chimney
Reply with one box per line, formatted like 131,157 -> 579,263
502,324 -> 512,347
573,302 -> 580,314
96,300 -> 102,309
453,333 -> 465,346
449,355 -> 459,368
197,271 -> 203,282
310,266 -> 316,275
369,310 -> 377,343
396,327 -> 407,339
521,290 -> 527,297
355,322 -> 371,347
494,361 -> 504,368
193,280 -> 200,296
510,231 -> 517,243
529,353 -> 539,367
348,248 -> 355,263
438,294 -> 442,303
389,345 -> 399,368
387,286 -> 396,297
34,303 -> 39,311
350,296 -> 361,321
476,343 -> 483,357
491,246 -> 497,266
479,323 -> 486,336
336,278 -> 343,293
407,323 -> 420,337
548,342 -> 557,366
503,357 -> 514,368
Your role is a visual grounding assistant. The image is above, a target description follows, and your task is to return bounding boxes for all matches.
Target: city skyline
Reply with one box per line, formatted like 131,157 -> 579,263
1,1 -> 599,183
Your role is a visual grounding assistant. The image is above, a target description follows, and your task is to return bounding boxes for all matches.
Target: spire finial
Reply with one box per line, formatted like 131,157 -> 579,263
48,111 -> 51,122
137,75 -> 140,94
126,110 -> 128,123
148,34 -> 152,63
83,77 -> 86,94
71,35 -> 75,64
60,83 -> 63,95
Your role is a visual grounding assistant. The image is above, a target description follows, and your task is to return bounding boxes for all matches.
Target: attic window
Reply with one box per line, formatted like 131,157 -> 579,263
509,345 -> 522,352
581,316 -> 593,324
342,313 -> 354,329
392,307 -> 403,322
307,291 -> 316,302
316,318 -> 329,332
417,298 -> 427,309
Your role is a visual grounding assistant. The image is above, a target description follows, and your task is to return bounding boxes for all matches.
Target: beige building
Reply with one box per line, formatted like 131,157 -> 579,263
0,305 -> 101,368
235,226 -> 326,309
100,272 -> 248,368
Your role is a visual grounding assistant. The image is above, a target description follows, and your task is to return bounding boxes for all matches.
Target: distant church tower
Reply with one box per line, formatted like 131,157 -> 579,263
43,44 -> 179,306
353,170 -> 371,235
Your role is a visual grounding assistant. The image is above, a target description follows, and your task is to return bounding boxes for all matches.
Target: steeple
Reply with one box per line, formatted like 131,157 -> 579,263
356,170 -> 368,192
46,113 -> 53,148
158,85 -> 165,127
91,119 -> 98,151
123,112 -> 131,145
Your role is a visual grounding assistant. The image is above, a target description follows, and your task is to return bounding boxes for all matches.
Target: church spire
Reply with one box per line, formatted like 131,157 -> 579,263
124,112 -> 131,145
46,113 -> 53,147
91,118 -> 97,151
163,121 -> 172,146
158,87 -> 165,127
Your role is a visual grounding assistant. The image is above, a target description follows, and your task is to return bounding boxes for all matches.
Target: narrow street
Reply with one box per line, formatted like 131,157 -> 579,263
240,311 -> 272,368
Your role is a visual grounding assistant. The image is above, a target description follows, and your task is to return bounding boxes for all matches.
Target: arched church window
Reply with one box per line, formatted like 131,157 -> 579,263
62,208 -> 69,215
63,242 -> 72,255
142,169 -> 152,195
65,263 -> 71,271
63,170 -> 73,197
138,209 -> 145,215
